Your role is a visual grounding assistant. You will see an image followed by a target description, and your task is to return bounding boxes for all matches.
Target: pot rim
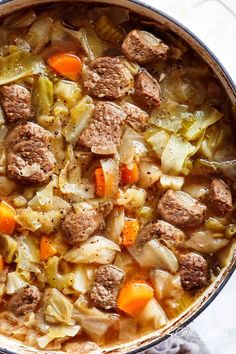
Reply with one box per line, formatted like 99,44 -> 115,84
0,1 -> 235,354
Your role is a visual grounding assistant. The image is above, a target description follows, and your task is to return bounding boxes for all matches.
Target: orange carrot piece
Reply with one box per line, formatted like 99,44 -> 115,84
40,236 -> 57,261
47,52 -> 82,81
95,167 -> 106,197
0,201 -> 16,235
121,163 -> 139,185
0,255 -> 4,272
117,280 -> 154,316
122,220 -> 139,247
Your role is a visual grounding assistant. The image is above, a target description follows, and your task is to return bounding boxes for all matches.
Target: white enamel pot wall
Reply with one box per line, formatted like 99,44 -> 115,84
0,1 -> 235,354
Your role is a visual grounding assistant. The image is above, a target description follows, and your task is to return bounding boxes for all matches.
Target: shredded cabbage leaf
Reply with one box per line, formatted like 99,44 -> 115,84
6,272 -> 28,294
17,235 -> 40,273
45,256 -> 74,290
44,288 -> 74,325
64,236 -> 120,264
0,50 -> 45,85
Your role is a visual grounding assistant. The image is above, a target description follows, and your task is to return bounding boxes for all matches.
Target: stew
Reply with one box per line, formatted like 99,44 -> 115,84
0,3 -> 235,353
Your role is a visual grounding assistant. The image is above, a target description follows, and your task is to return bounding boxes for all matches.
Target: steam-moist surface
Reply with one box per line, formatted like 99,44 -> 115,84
0,3 -> 235,352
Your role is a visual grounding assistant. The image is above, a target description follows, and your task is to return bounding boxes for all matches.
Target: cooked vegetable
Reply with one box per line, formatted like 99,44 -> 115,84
160,174 -> 184,191
117,188 -> 146,211
139,159 -> 161,188
63,96 -> 94,145
0,255 -> 4,272
6,272 -> 28,294
182,107 -> 222,141
138,298 -> 168,329
146,130 -> 169,159
54,79 -> 82,108
117,280 -> 154,316
121,163 -> 139,185
27,17 -> 53,53
100,158 -> 119,198
95,168 -> 105,197
17,235 -> 40,273
105,206 -> 125,245
0,3 -> 235,351
184,230 -> 229,253
40,236 -> 57,261
161,135 -> 195,175
122,220 -> 139,247
129,240 -> 179,273
0,201 -> 16,235
64,236 -> 120,264
94,15 -> 125,42
34,75 -> 53,118
47,52 -> 82,81
150,269 -> 183,303
45,256 -> 74,289
0,234 -> 17,263
44,288 -> 74,325
72,265 -> 95,293
3,9 -> 37,29
0,51 -> 45,85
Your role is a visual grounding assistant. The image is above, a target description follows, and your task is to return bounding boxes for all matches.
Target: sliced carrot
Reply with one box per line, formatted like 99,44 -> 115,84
0,201 -> 16,235
47,52 -> 82,81
95,167 -> 106,197
121,163 -> 139,185
40,236 -> 57,261
117,280 -> 154,316
0,255 -> 4,272
122,219 -> 139,247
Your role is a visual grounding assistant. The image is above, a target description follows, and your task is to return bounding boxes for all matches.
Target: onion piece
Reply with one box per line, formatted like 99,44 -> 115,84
119,127 -> 147,165
160,174 -> 184,191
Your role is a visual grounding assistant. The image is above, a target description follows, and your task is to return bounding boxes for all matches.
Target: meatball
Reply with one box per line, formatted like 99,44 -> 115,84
89,265 -> 125,310
62,209 -> 102,245
5,122 -> 55,184
179,253 -> 208,291
207,178 -> 233,215
79,101 -> 127,155
84,57 -> 133,99
122,29 -> 169,64
8,286 -> 41,316
137,220 -> 184,248
0,84 -> 32,124
134,71 -> 161,110
157,190 -> 206,228
122,102 -> 148,130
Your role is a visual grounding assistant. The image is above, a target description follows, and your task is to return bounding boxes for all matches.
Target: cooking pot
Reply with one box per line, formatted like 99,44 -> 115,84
0,1 -> 235,353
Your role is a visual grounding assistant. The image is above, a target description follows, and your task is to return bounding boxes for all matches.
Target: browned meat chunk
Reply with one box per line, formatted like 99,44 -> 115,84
8,286 -> 41,316
123,102 -> 148,130
79,101 -> 127,154
0,84 -> 32,124
5,122 -> 55,184
157,190 -> 206,228
89,265 -> 125,310
62,208 -> 102,245
84,56 -> 133,99
179,253 -> 208,290
137,220 -> 184,247
208,178 -> 233,215
134,71 -> 161,110
122,30 -> 169,65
